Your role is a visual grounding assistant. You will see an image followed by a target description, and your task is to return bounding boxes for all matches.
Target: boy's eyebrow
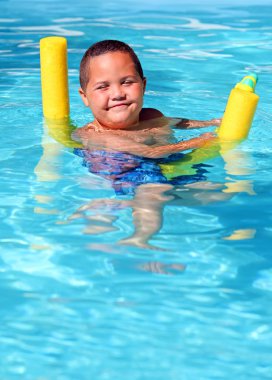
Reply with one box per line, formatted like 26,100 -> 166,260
93,80 -> 109,87
121,75 -> 138,80
93,75 -> 139,87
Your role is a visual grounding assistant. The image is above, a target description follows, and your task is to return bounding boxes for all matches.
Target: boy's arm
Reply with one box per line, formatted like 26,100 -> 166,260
170,117 -> 222,129
139,109 -> 221,129
76,129 -> 217,159
131,133 -> 216,158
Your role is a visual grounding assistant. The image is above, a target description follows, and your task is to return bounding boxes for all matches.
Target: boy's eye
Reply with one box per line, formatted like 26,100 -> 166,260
96,84 -> 109,90
122,80 -> 134,85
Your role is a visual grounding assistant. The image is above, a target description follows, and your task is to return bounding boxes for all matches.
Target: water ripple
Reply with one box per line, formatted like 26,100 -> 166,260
0,25 -> 84,36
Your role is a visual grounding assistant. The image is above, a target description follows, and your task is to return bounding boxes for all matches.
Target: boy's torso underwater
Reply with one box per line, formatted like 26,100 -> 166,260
73,118 -> 209,195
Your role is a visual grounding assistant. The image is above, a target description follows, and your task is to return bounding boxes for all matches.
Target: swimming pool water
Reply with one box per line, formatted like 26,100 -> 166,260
1,0 -> 272,378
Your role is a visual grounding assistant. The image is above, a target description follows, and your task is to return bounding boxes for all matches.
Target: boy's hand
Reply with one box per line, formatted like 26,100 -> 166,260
208,118 -> 222,126
179,118 -> 222,128
197,132 -> 218,146
200,132 -> 217,140
193,118 -> 222,127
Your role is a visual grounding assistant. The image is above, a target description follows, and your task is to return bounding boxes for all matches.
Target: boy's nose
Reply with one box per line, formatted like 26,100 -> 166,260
110,85 -> 126,100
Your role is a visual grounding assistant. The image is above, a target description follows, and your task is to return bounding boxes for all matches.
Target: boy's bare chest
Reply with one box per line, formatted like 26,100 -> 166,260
77,122 -> 176,146
108,126 -> 175,145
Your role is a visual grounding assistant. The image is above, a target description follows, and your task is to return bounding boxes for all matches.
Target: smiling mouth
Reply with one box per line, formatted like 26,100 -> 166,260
109,103 -> 130,109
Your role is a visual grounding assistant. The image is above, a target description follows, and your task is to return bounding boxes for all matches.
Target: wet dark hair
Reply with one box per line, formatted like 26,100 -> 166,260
79,40 -> 144,91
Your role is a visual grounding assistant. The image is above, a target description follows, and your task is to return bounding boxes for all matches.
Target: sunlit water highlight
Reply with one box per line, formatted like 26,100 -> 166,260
0,0 -> 272,379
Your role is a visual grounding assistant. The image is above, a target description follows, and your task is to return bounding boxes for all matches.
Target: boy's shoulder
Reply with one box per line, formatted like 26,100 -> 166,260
140,108 -> 164,121
71,122 -> 94,142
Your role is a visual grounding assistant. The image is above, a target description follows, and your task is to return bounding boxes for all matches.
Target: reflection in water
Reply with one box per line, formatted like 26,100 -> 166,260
34,118 -> 81,214
221,148 -> 256,195
35,115 -> 81,181
34,194 -> 59,215
67,181 -> 233,251
34,138 -> 63,182
223,228 -> 256,240
69,145 -> 257,250
33,127 -> 61,215
139,261 -> 186,275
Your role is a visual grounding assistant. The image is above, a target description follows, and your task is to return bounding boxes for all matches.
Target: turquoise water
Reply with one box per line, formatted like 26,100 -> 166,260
1,0 -> 272,378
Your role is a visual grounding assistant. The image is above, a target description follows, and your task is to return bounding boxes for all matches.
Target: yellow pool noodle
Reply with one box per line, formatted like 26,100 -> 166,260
217,74 -> 259,140
45,118 -> 83,148
40,36 -> 69,119
159,139 -> 239,180
160,73 -> 259,180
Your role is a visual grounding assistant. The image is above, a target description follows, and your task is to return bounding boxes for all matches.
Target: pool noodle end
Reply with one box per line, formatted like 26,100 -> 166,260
40,36 -> 70,119
217,73 -> 259,140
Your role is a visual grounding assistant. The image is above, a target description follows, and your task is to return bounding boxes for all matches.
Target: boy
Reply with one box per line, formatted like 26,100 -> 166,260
70,40 -> 224,249
72,39 -> 220,160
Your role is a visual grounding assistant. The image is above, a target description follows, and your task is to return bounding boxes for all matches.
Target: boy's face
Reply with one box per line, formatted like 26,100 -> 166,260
79,52 -> 146,130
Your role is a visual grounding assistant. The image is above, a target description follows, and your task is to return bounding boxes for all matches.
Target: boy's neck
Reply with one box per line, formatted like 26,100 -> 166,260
93,118 -> 140,132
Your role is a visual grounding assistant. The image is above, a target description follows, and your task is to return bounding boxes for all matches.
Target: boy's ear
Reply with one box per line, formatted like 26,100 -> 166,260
79,88 -> 89,107
143,77 -> 147,94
